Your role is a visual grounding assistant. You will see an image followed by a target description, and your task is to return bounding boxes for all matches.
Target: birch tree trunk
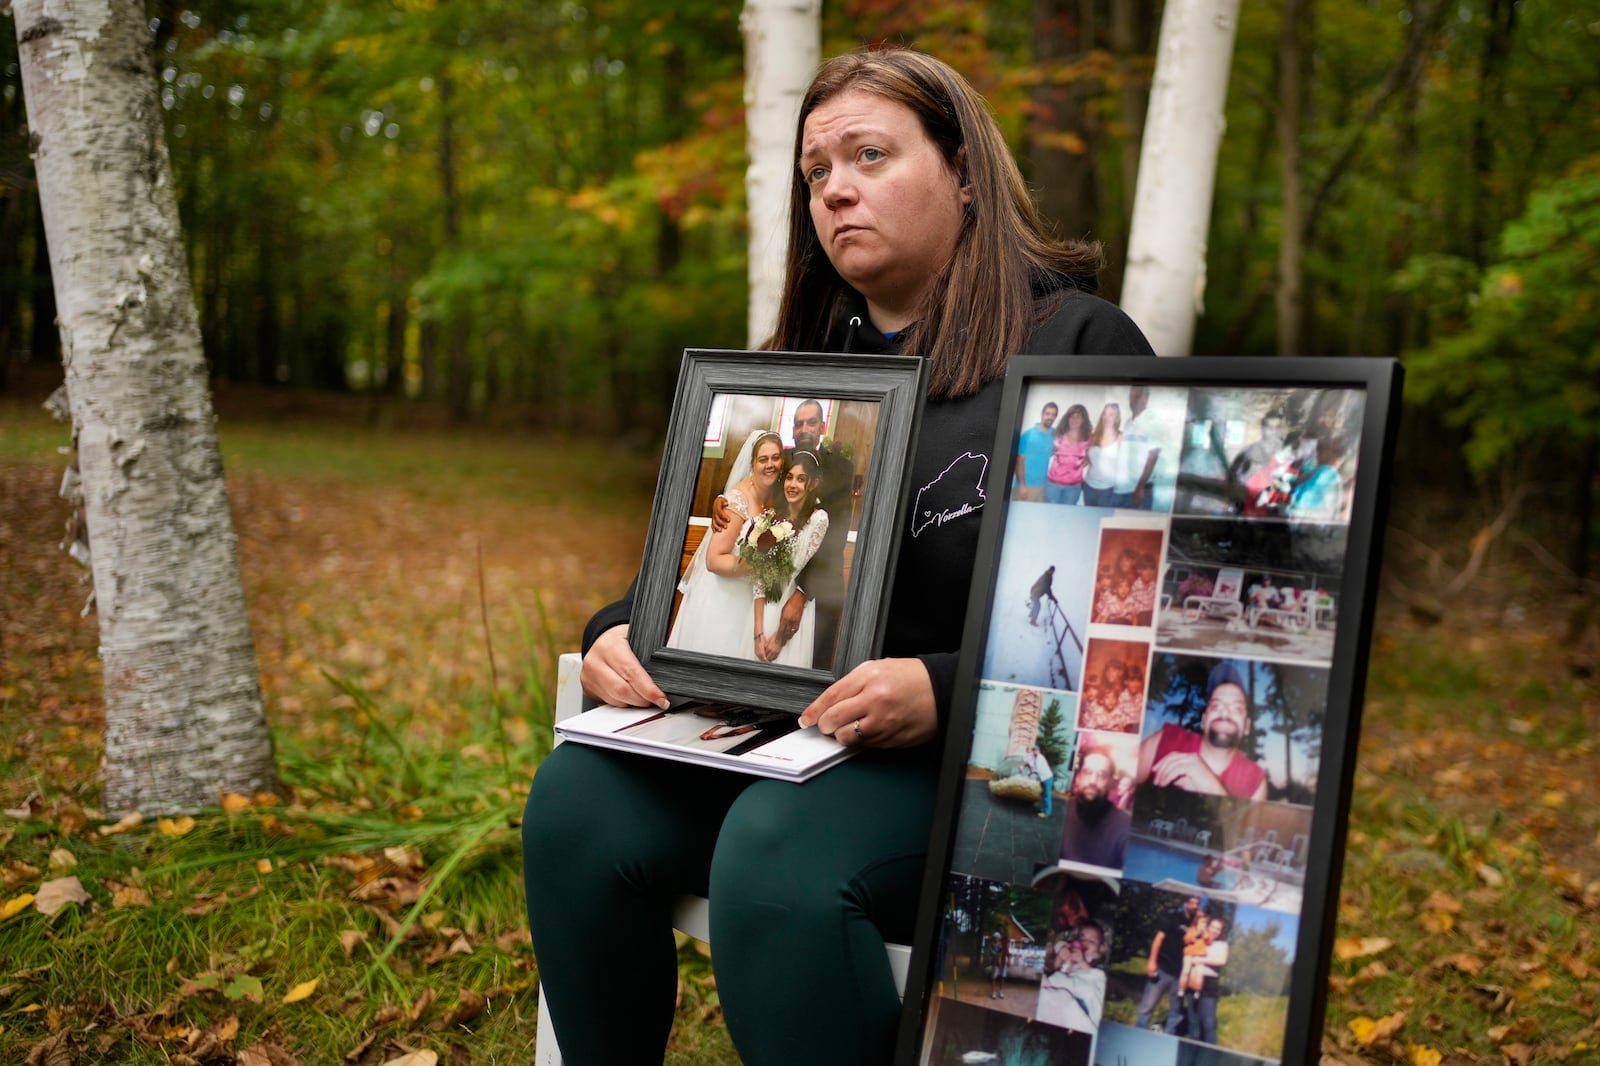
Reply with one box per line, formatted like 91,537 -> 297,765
10,0 -> 277,814
1119,0 -> 1240,356
1275,0 -> 1306,356
741,0 -> 820,348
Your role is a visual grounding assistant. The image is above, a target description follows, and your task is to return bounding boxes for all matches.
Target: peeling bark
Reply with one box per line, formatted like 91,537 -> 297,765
12,0 -> 277,814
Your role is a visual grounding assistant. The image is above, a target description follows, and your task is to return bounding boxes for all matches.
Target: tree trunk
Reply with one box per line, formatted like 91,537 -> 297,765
12,0 -> 276,815
29,203 -> 57,363
1274,0 -> 1306,356
1030,0 -> 1101,244
1120,0 -> 1241,355
1110,0 -> 1151,221
438,72 -> 470,420
741,0 -> 820,348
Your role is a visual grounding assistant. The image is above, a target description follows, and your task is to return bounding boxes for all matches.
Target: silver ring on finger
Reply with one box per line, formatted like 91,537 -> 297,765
853,719 -> 864,739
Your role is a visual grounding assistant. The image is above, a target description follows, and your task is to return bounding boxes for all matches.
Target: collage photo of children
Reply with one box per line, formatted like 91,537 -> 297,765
921,382 -> 1366,1066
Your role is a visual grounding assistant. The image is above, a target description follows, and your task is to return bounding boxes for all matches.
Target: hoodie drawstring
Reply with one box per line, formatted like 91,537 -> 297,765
843,316 -> 862,354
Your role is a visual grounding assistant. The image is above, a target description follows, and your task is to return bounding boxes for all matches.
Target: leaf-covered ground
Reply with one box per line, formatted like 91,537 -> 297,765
2,387 -> 1598,1065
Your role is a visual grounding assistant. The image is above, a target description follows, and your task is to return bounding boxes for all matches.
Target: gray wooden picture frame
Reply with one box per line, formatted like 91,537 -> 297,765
629,348 -> 928,712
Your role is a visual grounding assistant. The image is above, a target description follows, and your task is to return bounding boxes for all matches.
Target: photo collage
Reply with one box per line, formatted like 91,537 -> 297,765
921,381 -> 1367,1066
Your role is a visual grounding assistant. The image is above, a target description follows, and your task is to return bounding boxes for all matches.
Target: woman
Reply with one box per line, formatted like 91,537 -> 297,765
1044,403 -> 1092,504
522,48 -> 1153,1065
753,451 -> 829,667
665,430 -> 785,660
1082,402 -> 1124,507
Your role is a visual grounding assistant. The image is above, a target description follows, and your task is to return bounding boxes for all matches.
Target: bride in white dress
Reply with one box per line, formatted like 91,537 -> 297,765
754,451 -> 830,669
666,430 -> 785,659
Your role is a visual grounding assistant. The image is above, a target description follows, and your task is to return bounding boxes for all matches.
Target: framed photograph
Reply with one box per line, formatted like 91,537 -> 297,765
897,357 -> 1401,1066
629,349 -> 928,713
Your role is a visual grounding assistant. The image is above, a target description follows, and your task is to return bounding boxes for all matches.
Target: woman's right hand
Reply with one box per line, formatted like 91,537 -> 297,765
580,624 -> 671,709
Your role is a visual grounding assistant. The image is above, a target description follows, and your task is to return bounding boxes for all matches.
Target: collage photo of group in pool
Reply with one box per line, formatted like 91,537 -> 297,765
917,381 -> 1367,1066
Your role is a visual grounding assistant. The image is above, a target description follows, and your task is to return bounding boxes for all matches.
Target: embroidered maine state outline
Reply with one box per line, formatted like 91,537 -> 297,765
912,452 -> 988,537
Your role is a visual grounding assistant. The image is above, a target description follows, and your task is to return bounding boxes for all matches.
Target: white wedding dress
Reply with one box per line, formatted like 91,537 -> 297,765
758,508 -> 829,669
666,482 -> 764,661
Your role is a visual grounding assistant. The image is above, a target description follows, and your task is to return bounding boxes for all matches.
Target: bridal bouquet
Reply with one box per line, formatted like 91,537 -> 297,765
738,510 -> 798,599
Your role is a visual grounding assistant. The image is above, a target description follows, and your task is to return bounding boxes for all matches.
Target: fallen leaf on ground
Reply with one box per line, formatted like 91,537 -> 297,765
1349,1011 -> 1407,1046
1476,862 -> 1506,887
2,893 -> 35,922
34,876 -> 90,916
430,990 -> 486,1030
380,1051 -> 438,1066
4,792 -> 44,819
339,930 -> 367,955
1406,1044 -> 1443,1066
1335,936 -> 1393,961
24,1029 -> 71,1066
97,811 -> 143,836
1421,890 -> 1461,913
407,987 -> 438,1022
111,885 -> 151,908
1419,910 -> 1454,933
159,816 -> 197,836
47,849 -> 77,871
220,793 -> 252,813
282,977 -> 319,1004
239,1041 -> 303,1066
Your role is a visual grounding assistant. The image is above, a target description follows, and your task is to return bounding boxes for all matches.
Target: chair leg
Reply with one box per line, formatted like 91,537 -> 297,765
534,981 -> 563,1066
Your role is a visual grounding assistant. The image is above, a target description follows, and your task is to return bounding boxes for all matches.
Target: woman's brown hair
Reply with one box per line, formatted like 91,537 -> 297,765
766,49 -> 1104,399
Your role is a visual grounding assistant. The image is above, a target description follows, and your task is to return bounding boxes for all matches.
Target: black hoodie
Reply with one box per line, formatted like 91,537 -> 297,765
582,287 -> 1153,732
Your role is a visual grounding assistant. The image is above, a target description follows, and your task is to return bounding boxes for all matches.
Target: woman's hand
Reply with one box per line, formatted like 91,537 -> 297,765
798,658 -> 937,749
579,625 -> 671,709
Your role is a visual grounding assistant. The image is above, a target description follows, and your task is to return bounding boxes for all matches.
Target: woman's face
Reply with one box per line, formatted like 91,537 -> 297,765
753,441 -> 784,487
1068,409 -> 1086,432
1100,403 -> 1122,433
800,89 -> 970,329
782,464 -> 813,507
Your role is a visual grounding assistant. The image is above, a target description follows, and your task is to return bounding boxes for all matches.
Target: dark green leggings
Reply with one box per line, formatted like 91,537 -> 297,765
520,740 -> 938,1065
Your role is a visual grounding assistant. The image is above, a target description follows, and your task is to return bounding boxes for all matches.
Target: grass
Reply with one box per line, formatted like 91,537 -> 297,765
0,391 -> 735,1065
3,386 -> 1598,1064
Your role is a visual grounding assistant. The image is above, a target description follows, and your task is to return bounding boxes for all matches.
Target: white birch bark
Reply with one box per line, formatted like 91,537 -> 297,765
11,0 -> 276,814
1119,0 -> 1241,356
741,0 -> 820,348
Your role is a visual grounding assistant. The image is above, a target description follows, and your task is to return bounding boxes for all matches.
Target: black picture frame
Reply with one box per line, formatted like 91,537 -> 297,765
896,356 -> 1402,1066
630,348 -> 928,713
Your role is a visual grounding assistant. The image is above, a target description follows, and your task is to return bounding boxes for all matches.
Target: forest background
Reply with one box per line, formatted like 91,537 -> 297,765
2,1 -> 1598,1064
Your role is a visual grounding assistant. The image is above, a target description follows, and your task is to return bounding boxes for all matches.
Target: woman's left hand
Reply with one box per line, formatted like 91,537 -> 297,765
798,658 -> 937,749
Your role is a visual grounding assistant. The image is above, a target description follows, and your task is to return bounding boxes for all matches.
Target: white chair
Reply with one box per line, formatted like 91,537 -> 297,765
534,652 -> 913,1065
1182,566 -> 1246,623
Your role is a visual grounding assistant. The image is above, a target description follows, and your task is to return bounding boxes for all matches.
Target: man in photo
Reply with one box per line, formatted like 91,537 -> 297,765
1027,744 -> 1055,818
1229,408 -> 1291,516
1135,894 -> 1203,1033
986,929 -> 1011,999
1181,916 -> 1230,1045
1014,401 -> 1058,501
1028,565 -> 1056,626
1060,744 -> 1131,870
1114,385 -> 1162,509
1136,661 -> 1269,800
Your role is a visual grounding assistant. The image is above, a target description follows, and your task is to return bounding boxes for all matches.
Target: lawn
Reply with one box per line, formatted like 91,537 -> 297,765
2,386 -> 1596,1065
